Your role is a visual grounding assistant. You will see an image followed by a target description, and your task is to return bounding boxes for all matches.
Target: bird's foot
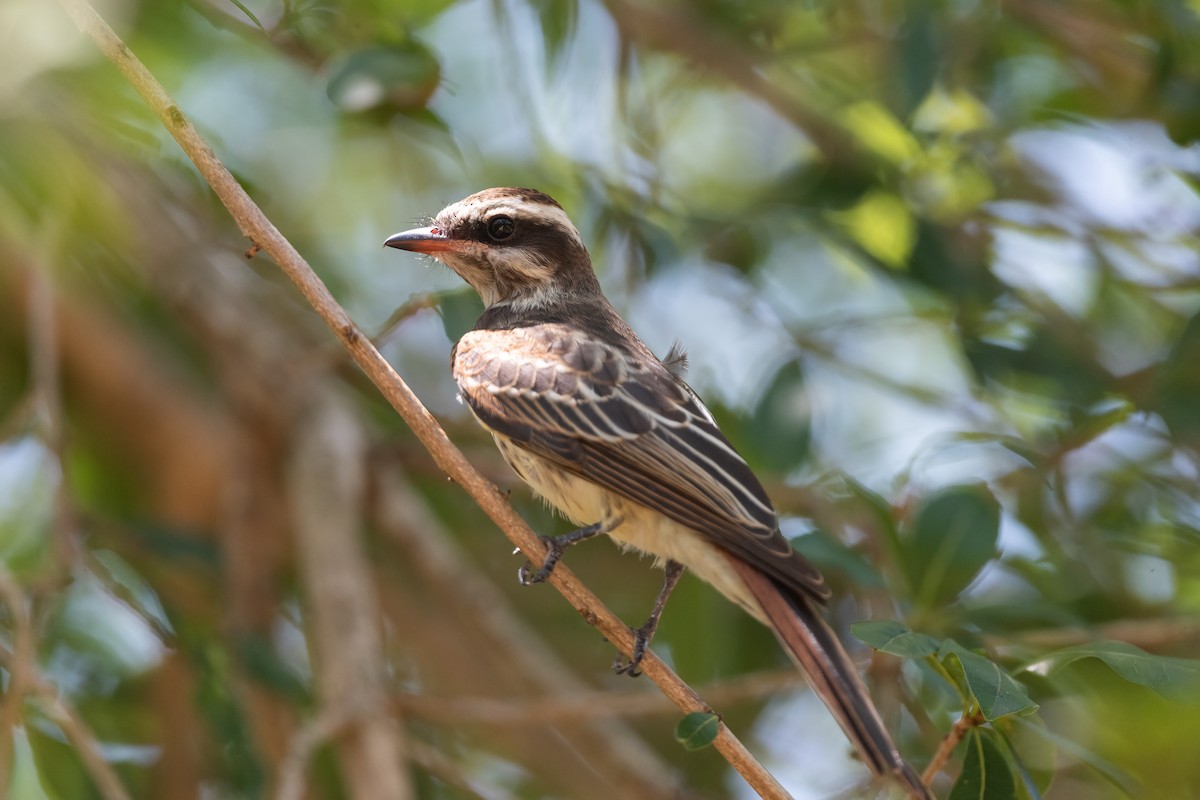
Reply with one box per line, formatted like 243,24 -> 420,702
517,521 -> 609,585
612,623 -> 654,677
611,560 -> 684,678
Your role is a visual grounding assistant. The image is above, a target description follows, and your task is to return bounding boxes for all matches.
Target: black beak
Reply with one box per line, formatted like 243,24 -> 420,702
383,225 -> 463,254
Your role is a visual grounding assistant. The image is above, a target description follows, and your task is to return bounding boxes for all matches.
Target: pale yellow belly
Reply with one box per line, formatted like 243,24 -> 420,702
494,433 -> 767,622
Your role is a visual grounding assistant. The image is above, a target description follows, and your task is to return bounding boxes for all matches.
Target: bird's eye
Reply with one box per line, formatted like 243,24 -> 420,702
486,215 -> 515,241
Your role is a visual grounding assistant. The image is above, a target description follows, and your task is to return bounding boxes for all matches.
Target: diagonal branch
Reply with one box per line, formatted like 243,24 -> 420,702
53,1 -> 792,797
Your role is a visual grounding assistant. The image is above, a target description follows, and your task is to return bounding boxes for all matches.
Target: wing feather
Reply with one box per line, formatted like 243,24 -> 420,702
454,323 -> 828,603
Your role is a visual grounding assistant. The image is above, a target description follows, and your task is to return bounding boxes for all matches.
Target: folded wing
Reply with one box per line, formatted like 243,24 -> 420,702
453,323 -> 829,606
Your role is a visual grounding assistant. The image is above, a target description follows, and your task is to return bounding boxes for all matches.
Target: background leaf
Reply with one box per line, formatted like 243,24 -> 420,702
1023,641 -> 1200,704
904,484 -> 1001,609
948,729 -> 1017,800
850,619 -> 939,658
942,642 -> 1039,721
674,712 -> 721,751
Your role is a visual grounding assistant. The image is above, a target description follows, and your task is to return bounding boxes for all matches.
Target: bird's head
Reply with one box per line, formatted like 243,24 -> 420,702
384,187 -> 599,308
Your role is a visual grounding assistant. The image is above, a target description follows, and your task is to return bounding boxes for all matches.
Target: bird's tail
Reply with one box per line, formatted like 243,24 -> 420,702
726,557 -> 933,800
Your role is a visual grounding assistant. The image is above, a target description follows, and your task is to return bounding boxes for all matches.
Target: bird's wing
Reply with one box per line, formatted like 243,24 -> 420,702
453,323 -> 829,604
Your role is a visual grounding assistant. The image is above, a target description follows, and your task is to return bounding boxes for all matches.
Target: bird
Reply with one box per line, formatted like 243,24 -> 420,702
385,187 -> 932,799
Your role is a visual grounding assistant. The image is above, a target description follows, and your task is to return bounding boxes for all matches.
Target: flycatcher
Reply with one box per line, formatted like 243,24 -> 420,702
386,187 -> 930,799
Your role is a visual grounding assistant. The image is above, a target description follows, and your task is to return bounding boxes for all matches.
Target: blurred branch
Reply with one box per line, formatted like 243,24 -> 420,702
276,705 -> 360,800
27,262 -> 78,591
284,389 -> 412,800
3,253 -> 227,797
406,738 -> 519,800
183,0 -> 323,68
0,627 -> 134,800
792,330 -> 966,409
1003,0 -> 1151,96
392,669 -> 803,725
0,568 -> 32,787
603,0 -> 854,167
32,679 -> 135,800
990,617 -> 1200,654
374,459 -> 682,799
54,2 -> 790,797
369,291 -> 449,348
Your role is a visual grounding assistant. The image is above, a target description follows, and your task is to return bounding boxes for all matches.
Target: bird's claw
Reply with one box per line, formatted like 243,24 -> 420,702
518,535 -> 563,585
612,625 -> 652,677
517,522 -> 609,586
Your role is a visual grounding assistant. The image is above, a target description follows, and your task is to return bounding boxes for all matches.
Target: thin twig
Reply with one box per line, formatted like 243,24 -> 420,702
275,706 -> 361,800
922,710 -> 983,785
52,2 -> 790,797
27,263 -> 79,590
370,291 -> 447,347
393,669 -> 803,725
33,685 -> 136,800
406,739 -> 519,800
0,567 -> 32,788
0,640 -> 134,800
989,617 -> 1200,653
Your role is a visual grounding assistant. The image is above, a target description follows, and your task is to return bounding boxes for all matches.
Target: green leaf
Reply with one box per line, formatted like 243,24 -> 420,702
11,727 -> 52,800
326,42 -> 441,113
942,642 -> 1038,721
835,190 -> 916,268
840,101 -> 921,165
949,729 -> 1017,800
904,484 -> 1000,609
226,0 -> 266,32
237,636 -> 310,703
674,712 -> 721,751
842,477 -> 904,559
737,359 -> 811,474
1010,715 -> 1137,797
529,0 -> 579,65
436,287 -> 485,342
850,619 -> 939,658
26,722 -> 93,800
791,530 -> 884,589
0,437 -> 56,576
991,719 -> 1053,800
1022,641 -> 1200,704
1152,309 -> 1200,437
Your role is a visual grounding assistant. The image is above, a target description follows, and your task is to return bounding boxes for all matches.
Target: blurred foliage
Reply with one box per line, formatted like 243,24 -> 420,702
1,0 -> 1200,798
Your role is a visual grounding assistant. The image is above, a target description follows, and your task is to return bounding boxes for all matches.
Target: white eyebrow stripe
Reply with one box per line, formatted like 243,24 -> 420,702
438,196 -> 585,250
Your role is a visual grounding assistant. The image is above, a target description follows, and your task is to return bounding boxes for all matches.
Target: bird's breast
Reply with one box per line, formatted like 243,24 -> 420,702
489,430 -> 766,622
492,432 -> 613,526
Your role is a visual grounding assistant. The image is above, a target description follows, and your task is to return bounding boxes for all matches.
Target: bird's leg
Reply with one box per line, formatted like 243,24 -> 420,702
517,517 -> 620,585
613,560 -> 685,677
